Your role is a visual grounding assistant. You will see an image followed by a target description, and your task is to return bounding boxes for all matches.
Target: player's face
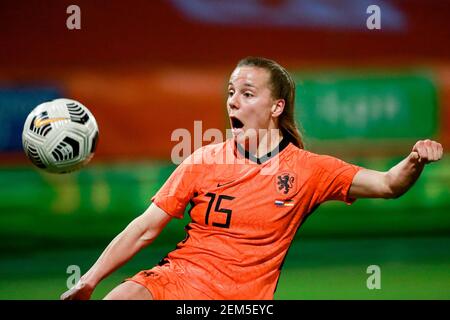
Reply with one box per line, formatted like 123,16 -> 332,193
227,66 -> 277,144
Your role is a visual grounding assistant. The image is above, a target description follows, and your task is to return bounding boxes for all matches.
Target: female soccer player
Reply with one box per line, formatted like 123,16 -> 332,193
61,57 -> 443,300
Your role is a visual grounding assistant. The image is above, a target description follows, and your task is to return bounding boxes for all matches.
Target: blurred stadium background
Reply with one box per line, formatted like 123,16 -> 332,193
0,0 -> 449,299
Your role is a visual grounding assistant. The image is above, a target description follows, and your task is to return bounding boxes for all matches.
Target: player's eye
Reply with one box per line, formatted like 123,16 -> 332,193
228,90 -> 235,97
243,92 -> 253,98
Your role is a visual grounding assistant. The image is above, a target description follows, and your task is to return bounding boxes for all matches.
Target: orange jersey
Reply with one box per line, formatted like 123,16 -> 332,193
150,138 -> 362,299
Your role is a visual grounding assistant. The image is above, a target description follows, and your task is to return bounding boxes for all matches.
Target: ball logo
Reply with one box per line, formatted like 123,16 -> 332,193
30,111 -> 52,137
275,172 -> 296,195
34,117 -> 69,128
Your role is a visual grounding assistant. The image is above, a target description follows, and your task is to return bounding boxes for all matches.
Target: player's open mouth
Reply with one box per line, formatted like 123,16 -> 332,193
230,116 -> 244,129
230,116 -> 244,135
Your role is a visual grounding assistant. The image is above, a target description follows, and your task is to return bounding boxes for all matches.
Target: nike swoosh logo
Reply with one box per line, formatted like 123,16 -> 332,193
217,181 -> 235,187
35,117 -> 69,128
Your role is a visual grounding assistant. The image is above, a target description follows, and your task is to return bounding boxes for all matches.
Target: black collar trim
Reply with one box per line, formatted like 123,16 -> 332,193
236,138 -> 290,164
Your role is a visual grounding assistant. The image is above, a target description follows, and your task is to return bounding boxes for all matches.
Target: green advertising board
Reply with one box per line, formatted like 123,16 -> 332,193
293,70 -> 438,141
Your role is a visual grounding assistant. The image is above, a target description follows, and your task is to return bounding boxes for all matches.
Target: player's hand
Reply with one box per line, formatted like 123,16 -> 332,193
409,139 -> 443,165
60,279 -> 94,300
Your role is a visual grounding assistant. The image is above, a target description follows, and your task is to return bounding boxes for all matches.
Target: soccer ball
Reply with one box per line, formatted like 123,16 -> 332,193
22,98 -> 99,174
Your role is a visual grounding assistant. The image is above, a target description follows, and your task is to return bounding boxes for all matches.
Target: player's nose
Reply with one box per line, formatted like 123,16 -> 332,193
228,95 -> 240,110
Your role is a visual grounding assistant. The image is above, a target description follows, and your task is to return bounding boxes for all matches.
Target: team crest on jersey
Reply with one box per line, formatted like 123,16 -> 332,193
275,172 -> 297,195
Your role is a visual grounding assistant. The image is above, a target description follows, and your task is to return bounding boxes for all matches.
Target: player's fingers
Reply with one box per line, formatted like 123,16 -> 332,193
413,141 -> 427,161
412,140 -> 444,164
61,286 -> 80,300
409,151 -> 420,162
424,140 -> 434,162
421,140 -> 432,161
60,290 -> 71,300
426,140 -> 442,162
438,143 -> 444,159
434,142 -> 443,161
430,142 -> 440,161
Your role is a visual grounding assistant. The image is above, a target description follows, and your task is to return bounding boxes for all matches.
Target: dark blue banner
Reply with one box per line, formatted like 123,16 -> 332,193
0,86 -> 62,152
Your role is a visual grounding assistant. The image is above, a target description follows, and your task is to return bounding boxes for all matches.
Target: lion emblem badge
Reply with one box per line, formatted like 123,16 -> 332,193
275,172 -> 297,195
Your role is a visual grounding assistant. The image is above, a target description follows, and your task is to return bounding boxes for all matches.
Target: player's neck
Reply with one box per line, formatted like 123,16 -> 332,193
249,128 -> 283,158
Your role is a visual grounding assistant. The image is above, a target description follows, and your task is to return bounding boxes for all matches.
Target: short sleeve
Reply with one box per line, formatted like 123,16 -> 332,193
151,152 -> 203,219
310,154 -> 362,205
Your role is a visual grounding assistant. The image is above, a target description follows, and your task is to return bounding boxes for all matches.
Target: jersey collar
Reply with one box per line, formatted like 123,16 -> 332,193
235,137 -> 290,165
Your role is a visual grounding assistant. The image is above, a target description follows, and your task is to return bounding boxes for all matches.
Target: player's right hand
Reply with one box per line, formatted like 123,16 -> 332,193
60,280 -> 94,300
409,139 -> 443,165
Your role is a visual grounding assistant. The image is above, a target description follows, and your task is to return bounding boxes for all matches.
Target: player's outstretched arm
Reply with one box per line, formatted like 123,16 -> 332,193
349,139 -> 443,199
60,203 -> 172,300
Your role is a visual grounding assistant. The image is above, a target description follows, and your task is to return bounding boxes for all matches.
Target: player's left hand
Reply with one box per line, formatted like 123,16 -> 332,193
409,139 -> 443,165
60,279 -> 94,300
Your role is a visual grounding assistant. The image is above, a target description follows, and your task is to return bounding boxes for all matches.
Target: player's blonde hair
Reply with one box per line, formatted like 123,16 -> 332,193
237,57 -> 304,149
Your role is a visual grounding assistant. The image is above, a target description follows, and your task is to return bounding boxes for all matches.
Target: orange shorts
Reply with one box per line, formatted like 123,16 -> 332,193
125,260 -> 213,300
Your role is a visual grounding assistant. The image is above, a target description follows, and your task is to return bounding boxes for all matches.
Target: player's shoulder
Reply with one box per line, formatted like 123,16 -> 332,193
182,140 -> 229,165
196,140 -> 229,158
287,144 -> 319,161
201,140 -> 229,153
287,145 -> 339,169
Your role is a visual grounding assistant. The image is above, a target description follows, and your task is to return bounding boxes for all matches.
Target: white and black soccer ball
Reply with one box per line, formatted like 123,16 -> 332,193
22,98 -> 99,174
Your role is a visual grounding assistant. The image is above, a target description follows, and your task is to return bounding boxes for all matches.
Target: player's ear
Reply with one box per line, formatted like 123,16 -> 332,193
271,99 -> 285,118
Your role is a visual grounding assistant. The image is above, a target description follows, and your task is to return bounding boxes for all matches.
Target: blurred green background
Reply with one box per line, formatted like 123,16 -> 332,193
1,0 -> 449,299
1,157 -> 449,299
